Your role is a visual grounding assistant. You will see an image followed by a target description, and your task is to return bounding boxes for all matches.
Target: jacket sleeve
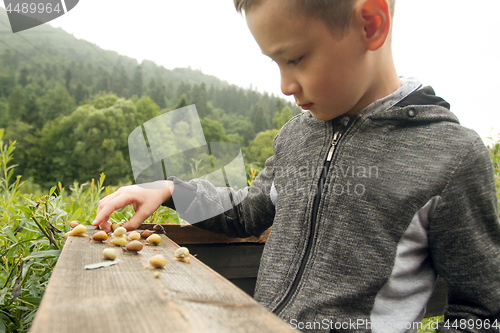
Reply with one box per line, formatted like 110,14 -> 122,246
428,137 -> 500,332
163,153 -> 276,239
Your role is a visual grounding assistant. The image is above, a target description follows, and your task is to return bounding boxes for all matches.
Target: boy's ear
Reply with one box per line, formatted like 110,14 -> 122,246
360,0 -> 390,51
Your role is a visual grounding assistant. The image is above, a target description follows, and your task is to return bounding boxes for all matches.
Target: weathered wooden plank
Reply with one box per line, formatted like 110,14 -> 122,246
29,226 -> 293,333
139,224 -> 270,244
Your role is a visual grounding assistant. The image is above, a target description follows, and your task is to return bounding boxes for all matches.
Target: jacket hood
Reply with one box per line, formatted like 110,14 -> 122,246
368,86 -> 460,124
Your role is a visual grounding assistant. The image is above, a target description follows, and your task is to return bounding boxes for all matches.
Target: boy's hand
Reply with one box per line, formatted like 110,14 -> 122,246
92,180 -> 174,233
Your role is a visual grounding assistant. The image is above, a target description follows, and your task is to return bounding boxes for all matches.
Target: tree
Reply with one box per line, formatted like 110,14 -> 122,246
222,116 -> 256,146
147,79 -> 166,109
1,50 -> 19,71
95,74 -> 110,93
8,86 -> 24,121
32,96 -> 137,186
200,118 -> 230,143
245,129 -> 279,167
272,106 -> 293,129
131,65 -> 143,97
0,72 -> 16,98
156,84 -> 167,108
74,82 -> 88,105
0,101 -> 9,128
135,96 -> 159,124
39,86 -> 75,124
114,67 -> 130,97
165,81 -> 175,100
175,94 -> 189,110
23,93 -> 40,126
176,82 -> 191,102
93,93 -> 118,110
192,83 -> 207,118
19,67 -> 29,87
65,68 -> 72,91
3,120 -> 35,177
251,104 -> 269,133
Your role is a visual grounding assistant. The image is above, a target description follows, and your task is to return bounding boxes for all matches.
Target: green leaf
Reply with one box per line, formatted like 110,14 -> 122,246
0,288 -> 7,305
71,207 -> 82,221
49,186 -> 56,197
1,227 -> 17,243
0,317 -> 6,333
17,296 -> 41,306
53,208 -> 67,218
24,250 -> 62,260
16,205 -> 32,216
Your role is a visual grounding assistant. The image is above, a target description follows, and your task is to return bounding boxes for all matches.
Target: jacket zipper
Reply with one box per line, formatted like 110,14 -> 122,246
274,117 -> 350,316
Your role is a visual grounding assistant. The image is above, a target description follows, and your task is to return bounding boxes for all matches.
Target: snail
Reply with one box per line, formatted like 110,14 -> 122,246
109,236 -> 127,246
90,230 -> 108,242
102,248 -> 117,260
149,255 -> 166,269
153,224 -> 165,234
127,231 -> 140,241
113,227 -> 127,237
146,234 -> 161,245
124,240 -> 143,253
140,230 -> 153,238
174,247 -> 190,263
65,224 -> 87,238
69,221 -> 80,228
111,222 -> 124,231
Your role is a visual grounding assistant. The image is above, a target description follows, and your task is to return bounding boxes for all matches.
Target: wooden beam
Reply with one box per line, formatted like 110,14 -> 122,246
139,224 -> 270,245
30,226 -> 294,333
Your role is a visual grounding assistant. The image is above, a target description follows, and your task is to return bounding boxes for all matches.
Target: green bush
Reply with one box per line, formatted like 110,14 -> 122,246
489,137 -> 500,216
0,129 -> 179,332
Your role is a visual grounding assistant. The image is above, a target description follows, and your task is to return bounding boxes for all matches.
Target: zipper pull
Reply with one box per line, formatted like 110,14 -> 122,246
326,131 -> 342,162
326,117 -> 350,162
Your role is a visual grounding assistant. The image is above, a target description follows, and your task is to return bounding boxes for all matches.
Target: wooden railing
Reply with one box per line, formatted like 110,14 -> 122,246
143,224 -> 447,319
30,224 -> 447,332
29,225 -> 293,333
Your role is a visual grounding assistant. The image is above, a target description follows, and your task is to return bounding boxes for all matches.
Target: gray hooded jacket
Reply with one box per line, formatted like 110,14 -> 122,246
167,83 -> 500,332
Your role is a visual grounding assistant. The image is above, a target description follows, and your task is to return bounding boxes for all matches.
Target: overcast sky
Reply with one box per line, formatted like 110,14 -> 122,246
2,0 -> 499,144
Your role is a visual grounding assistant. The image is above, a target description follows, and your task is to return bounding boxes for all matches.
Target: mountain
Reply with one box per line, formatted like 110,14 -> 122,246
0,7 -> 232,91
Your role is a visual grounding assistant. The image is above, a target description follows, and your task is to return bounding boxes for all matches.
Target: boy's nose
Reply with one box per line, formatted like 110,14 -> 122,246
280,72 -> 301,96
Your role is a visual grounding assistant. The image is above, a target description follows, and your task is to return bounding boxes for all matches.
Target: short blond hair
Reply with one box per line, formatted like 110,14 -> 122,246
234,0 -> 396,37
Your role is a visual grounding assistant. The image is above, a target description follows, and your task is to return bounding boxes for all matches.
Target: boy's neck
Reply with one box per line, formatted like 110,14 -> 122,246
347,45 -> 401,117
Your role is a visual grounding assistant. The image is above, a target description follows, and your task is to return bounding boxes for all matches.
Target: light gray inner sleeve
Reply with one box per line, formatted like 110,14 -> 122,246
270,181 -> 277,206
370,196 -> 439,333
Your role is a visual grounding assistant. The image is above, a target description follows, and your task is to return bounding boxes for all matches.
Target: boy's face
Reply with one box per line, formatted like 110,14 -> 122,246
246,0 -> 370,121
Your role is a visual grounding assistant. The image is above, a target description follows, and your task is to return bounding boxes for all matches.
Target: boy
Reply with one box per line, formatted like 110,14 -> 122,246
93,0 -> 500,331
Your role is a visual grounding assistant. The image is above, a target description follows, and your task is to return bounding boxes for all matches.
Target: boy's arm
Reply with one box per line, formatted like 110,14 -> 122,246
429,137 -> 500,332
164,154 -> 276,238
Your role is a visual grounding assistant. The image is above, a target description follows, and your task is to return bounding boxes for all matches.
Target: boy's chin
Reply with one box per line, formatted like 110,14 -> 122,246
309,106 -> 356,121
309,109 -> 340,122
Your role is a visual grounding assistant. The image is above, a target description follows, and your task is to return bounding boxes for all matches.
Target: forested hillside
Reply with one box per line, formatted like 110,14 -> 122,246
0,8 -> 299,190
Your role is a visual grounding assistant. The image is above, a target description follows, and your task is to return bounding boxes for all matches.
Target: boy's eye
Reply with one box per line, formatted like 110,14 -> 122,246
287,57 -> 302,65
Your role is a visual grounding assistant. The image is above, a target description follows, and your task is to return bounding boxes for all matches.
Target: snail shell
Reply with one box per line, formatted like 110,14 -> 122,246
92,230 -> 108,242
146,234 -> 161,245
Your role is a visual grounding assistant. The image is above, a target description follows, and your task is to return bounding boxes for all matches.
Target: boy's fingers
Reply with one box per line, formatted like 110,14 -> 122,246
96,190 -> 120,215
121,211 -> 149,231
93,195 -> 134,228
98,220 -> 112,233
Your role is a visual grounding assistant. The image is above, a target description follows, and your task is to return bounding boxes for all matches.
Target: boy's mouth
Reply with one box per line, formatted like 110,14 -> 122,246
298,103 -> 313,110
